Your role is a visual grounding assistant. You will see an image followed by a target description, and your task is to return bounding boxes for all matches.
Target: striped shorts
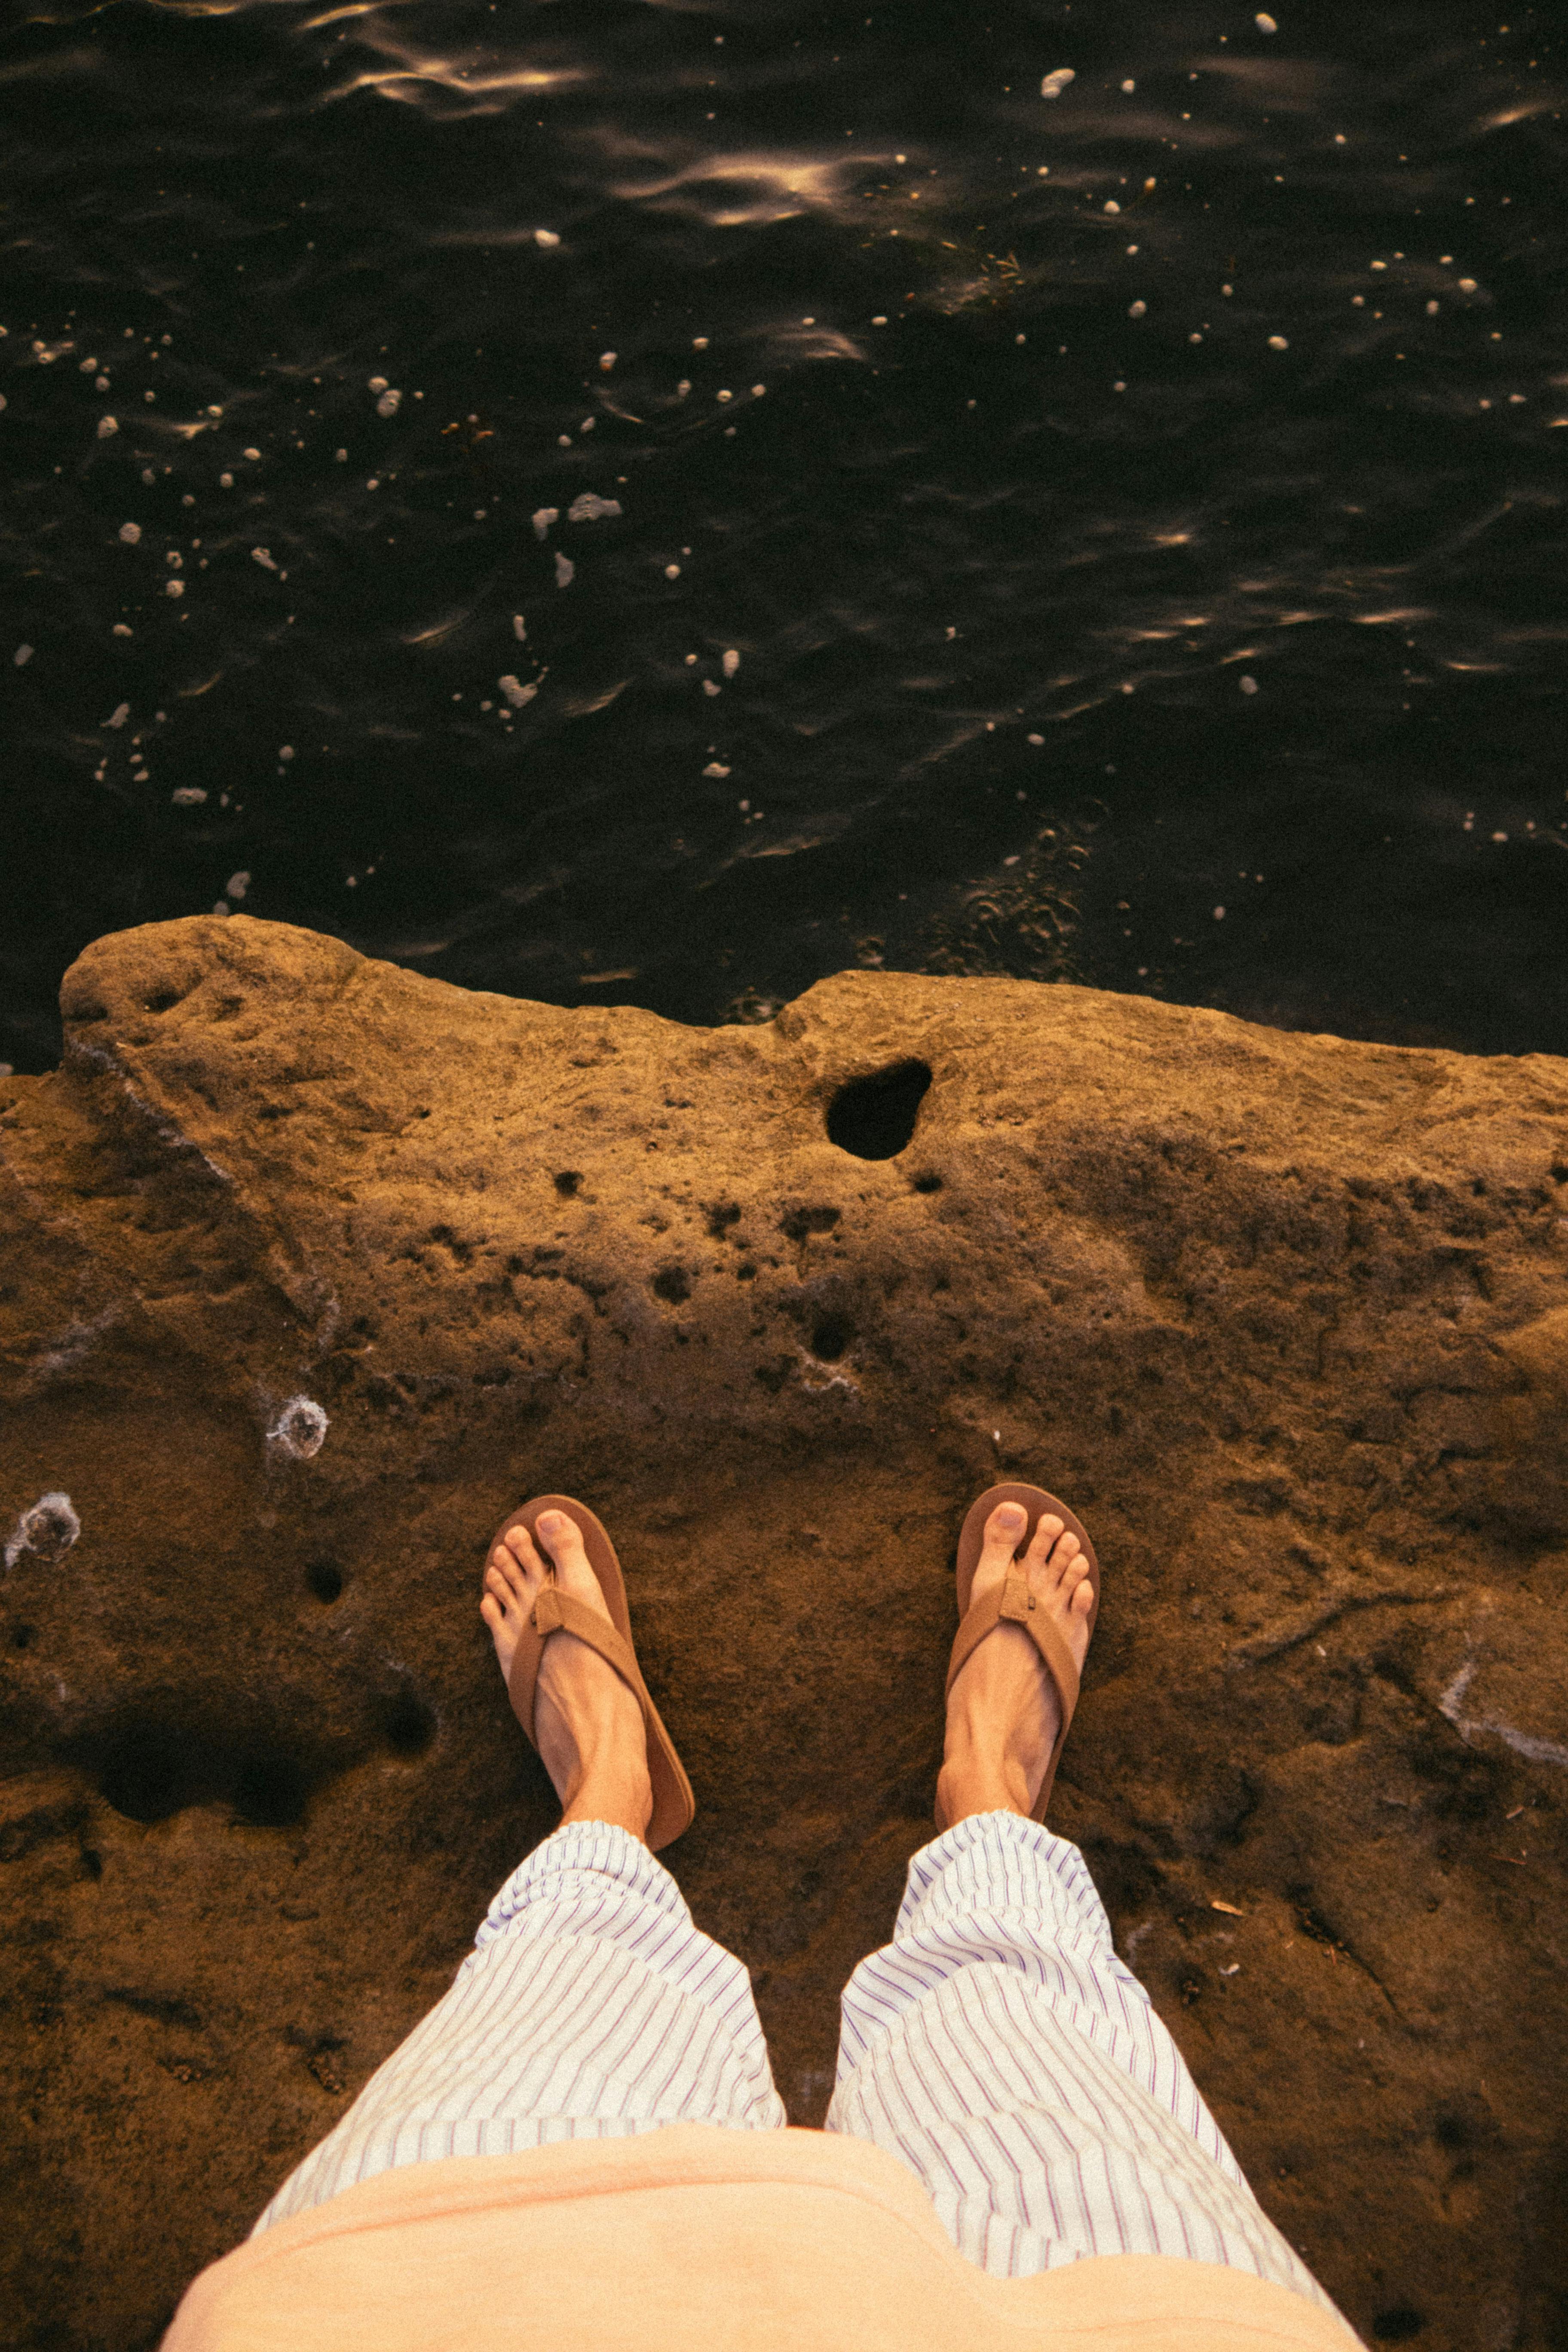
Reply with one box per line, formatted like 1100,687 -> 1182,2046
251,1811 -> 1338,2314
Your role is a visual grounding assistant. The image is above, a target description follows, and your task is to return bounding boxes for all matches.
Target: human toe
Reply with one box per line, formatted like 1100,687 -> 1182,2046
495,1532 -> 539,1600
980,1499 -> 1029,1567
1024,1513 -> 1065,1571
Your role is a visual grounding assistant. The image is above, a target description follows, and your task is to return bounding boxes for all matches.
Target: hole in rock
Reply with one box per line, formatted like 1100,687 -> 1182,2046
652,1265 -> 691,1304
385,1687 -> 436,1757
86,1711 -> 314,1826
146,987 -> 184,1014
306,1559 -> 343,1605
911,1172 -> 943,1194
96,1719 -> 196,1822
553,1170 -> 583,1197
1372,2309 -> 1425,2344
810,1315 -> 852,1363
231,1750 -> 309,1827
826,1060 -> 931,1160
12,1623 -> 35,1649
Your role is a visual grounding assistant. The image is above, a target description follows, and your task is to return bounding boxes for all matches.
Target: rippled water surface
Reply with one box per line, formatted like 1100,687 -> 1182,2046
2,0 -> 1563,1067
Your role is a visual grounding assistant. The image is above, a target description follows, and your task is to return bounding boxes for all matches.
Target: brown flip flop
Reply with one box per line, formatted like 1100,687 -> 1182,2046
934,1481 -> 1101,1834
485,1494 -> 695,1853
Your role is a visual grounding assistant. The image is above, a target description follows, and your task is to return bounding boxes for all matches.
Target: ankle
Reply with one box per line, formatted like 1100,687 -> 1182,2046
937,1743 -> 1029,1828
560,1761 -> 653,1842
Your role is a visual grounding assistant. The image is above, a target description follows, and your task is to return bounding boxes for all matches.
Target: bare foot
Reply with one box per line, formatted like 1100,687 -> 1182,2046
480,1510 -> 653,1841
936,1499 -> 1096,1826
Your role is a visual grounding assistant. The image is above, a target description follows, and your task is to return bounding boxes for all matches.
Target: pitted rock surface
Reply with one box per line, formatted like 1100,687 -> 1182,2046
2,914 -> 1566,2351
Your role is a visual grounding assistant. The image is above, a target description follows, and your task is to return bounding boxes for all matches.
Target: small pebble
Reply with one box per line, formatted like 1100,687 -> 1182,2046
1239,675 -> 1259,694
1129,300 -> 1147,318
1041,67 -> 1075,97
554,551 -> 575,587
1268,334 -> 1289,349
172,786 -> 206,805
599,351 -> 617,371
512,613 -> 527,641
15,644 -> 34,666
703,761 -> 731,778
226,870 -> 251,901
568,492 -> 622,522
532,507 -> 559,539
97,415 -> 118,438
119,522 -> 142,544
665,562 -> 681,579
376,389 -> 402,417
498,674 -> 537,708
1256,11 -> 1277,30
535,228 -> 561,247
165,578 -> 185,597
723,649 -> 740,677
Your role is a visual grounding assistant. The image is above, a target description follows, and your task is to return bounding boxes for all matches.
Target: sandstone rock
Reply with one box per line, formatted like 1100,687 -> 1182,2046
2,915 -> 1566,2351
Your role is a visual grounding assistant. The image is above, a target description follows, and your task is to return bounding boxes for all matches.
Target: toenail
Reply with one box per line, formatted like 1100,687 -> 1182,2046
998,1503 -> 1026,1528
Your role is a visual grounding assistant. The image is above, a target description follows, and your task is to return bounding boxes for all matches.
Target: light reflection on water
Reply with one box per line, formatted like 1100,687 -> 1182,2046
1,0 -> 1564,1066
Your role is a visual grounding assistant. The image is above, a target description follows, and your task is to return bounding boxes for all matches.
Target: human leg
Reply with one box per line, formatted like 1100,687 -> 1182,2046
827,1495 -> 1344,2319
252,1816 -> 786,2233
251,1506 -> 784,2232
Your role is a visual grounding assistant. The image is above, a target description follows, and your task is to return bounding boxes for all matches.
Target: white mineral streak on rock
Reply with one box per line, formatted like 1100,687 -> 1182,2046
567,493 -> 622,522
1440,1658 -> 1568,1772
554,551 -> 575,588
532,507 -> 559,539
1041,67 -> 1075,97
4,1492 -> 80,1572
269,1396 -> 329,1460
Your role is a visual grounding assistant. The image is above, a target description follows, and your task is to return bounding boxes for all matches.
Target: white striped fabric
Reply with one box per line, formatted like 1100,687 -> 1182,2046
250,1811 -> 1341,2324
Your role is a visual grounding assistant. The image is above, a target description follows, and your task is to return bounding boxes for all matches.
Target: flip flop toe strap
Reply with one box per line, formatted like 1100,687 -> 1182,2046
945,1569 -> 1083,1740
507,1583 -> 649,1751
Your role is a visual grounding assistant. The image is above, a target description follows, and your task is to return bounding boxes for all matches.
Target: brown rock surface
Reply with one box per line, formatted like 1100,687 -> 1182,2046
3,914 -> 1567,2351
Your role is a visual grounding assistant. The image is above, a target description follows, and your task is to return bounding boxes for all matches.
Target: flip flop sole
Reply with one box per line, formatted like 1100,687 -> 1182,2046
484,1494 -> 695,1853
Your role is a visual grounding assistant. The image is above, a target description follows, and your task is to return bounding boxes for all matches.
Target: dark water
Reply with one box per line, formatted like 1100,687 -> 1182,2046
2,0 -> 1563,1073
